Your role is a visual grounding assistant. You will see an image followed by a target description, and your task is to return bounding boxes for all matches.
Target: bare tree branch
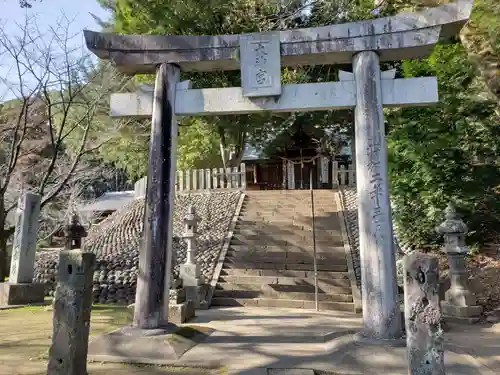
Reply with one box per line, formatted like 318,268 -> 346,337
0,13 -> 132,277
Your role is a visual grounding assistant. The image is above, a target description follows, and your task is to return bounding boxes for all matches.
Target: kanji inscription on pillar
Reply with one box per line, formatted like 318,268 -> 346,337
366,129 -> 386,248
239,32 -> 281,97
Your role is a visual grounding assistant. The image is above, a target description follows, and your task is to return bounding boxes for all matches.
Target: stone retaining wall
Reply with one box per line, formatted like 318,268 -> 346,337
339,188 -> 362,291
339,187 -> 412,294
33,191 -> 242,305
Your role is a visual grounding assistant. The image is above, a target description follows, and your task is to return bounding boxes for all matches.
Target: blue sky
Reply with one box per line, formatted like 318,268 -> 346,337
0,0 -> 110,101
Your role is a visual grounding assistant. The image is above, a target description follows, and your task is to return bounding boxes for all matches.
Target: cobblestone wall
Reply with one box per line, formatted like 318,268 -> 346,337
34,191 -> 241,305
339,187 -> 412,294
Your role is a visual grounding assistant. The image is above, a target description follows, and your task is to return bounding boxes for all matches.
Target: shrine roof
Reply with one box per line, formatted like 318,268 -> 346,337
84,0 -> 473,74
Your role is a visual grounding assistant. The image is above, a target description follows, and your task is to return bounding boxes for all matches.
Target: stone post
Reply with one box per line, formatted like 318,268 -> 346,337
0,192 -> 45,306
180,206 -> 206,308
47,250 -> 96,375
63,214 -> 87,250
403,252 -> 444,375
9,192 -> 41,283
352,51 -> 402,342
436,204 -> 482,322
133,63 -> 180,329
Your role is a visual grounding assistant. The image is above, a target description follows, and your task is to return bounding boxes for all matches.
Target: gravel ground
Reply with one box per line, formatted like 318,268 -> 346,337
34,191 -> 241,305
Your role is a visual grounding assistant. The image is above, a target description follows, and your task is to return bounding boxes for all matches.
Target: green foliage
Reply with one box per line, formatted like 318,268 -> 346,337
177,118 -> 221,170
97,0 -> 376,171
93,0 -> 500,250
388,43 -> 500,247
98,119 -> 150,181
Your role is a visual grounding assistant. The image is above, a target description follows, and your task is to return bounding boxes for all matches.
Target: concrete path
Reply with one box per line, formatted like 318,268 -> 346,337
172,307 -> 500,375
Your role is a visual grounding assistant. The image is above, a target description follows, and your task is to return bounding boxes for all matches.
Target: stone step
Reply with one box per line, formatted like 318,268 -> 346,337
229,239 -> 345,251
217,276 -> 352,293
214,287 -> 353,302
239,208 -> 335,214
226,250 -> 347,264
236,217 -> 342,229
233,227 -> 342,239
240,207 -> 335,212
220,268 -> 350,280
223,259 -> 348,272
232,234 -> 344,247
211,297 -> 355,312
244,193 -> 336,198
230,233 -> 342,243
234,226 -> 342,236
239,209 -> 336,215
234,222 -> 340,232
219,272 -> 351,288
242,199 -> 336,203
237,215 -> 313,222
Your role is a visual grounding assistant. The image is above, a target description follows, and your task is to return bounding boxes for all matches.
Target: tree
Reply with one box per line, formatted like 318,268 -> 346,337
0,15 -> 129,278
387,43 -> 500,247
369,0 -> 500,247
177,117 -> 221,171
97,0 -> 375,174
375,0 -> 499,102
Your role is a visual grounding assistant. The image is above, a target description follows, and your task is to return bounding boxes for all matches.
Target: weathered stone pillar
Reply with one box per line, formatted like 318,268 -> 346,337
403,252 -> 444,375
352,51 -> 402,341
436,204 -> 482,322
47,250 -> 96,375
133,63 -> 180,329
0,192 -> 45,306
9,192 -> 41,283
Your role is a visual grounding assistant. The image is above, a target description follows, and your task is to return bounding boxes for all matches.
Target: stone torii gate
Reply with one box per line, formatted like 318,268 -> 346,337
84,0 -> 473,343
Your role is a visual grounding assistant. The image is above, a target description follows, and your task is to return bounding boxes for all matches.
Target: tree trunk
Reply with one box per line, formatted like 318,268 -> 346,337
0,198 -> 8,281
227,149 -> 244,168
219,136 -> 246,185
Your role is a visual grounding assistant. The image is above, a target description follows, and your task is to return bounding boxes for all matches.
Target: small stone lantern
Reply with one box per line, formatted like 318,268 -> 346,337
179,206 -> 206,307
183,206 -> 199,265
64,213 -> 87,250
435,203 -> 482,321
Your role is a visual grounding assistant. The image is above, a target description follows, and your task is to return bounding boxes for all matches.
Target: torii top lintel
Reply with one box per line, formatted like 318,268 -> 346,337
84,0 -> 473,75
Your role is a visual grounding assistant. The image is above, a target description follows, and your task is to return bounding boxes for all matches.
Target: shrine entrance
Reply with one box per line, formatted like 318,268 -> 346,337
244,123 -> 334,191
83,0 -> 472,344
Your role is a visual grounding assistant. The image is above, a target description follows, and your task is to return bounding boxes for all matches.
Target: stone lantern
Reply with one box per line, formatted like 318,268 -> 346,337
183,206 -> 199,265
64,213 -> 87,250
435,203 -> 482,322
179,206 -> 206,308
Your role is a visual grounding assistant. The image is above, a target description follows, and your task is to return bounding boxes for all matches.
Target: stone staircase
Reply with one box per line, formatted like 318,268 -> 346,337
212,190 -> 356,312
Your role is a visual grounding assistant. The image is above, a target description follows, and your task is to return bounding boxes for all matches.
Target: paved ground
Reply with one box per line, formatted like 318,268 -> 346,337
174,307 -> 500,375
2,304 -> 500,374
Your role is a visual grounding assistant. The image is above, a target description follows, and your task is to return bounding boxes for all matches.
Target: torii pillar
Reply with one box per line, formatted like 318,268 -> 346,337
352,52 -> 402,342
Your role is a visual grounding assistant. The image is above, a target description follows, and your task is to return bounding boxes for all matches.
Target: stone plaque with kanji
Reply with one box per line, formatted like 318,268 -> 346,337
239,32 -> 281,97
